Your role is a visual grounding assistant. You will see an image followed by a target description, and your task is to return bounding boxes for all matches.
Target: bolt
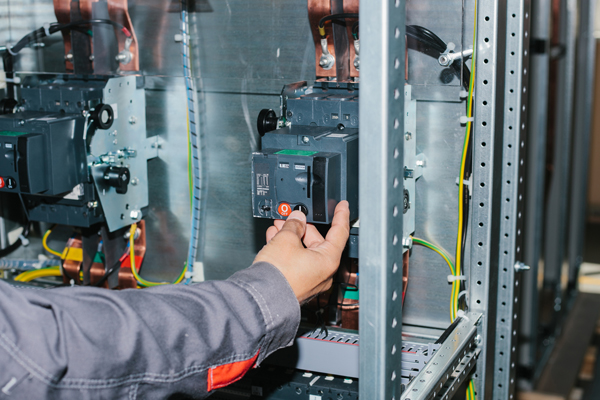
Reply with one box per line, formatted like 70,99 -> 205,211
64,53 -> 73,61
87,201 -> 97,209
287,110 -> 293,118
438,54 -> 449,66
89,55 -> 95,61
130,210 -> 141,220
319,59 -> 326,66
112,130 -> 117,136
113,139 -> 118,145
416,159 -> 426,167
129,116 -> 137,125
19,120 -> 25,126
475,335 -> 482,345
514,262 -> 530,272
402,236 -> 413,248
302,136 -> 309,144
405,132 -> 412,141
130,177 -> 139,186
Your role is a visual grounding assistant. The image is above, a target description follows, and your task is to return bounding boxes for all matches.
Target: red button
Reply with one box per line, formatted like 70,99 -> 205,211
0,177 -> 5,189
278,202 -> 292,217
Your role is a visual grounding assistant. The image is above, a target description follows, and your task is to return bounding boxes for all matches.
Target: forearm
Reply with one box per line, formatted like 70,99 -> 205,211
0,262 -> 299,399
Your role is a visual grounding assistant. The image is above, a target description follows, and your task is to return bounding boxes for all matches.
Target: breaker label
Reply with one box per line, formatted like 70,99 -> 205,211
254,163 -> 270,196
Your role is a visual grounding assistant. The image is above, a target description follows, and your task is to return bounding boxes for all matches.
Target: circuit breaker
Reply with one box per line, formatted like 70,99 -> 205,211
252,81 -> 358,224
0,74 -> 157,231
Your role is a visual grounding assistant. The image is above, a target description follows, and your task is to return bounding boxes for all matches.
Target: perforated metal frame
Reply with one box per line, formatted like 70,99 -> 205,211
492,0 -> 531,398
468,0 -> 507,398
358,0 -> 406,398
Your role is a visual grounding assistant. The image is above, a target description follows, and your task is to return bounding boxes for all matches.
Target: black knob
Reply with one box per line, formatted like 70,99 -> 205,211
103,166 -> 130,194
0,98 -> 18,115
293,204 -> 308,215
91,103 -> 114,130
257,109 -> 278,136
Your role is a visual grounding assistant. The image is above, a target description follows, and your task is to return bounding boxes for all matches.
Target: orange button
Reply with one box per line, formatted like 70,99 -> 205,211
278,202 -> 292,217
0,177 -> 5,189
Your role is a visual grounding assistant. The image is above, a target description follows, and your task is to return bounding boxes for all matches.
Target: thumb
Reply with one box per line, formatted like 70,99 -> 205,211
278,210 -> 307,239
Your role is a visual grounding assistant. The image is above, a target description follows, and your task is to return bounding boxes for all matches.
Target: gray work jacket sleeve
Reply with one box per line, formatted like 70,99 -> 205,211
0,261 -> 300,399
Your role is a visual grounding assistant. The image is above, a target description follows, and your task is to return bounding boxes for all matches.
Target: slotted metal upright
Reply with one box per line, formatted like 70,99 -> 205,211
358,0 -> 406,398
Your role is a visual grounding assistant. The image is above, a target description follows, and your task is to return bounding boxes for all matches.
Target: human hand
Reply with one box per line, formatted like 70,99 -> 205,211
253,201 -> 350,304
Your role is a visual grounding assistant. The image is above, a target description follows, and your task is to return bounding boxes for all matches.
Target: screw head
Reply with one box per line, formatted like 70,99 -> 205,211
302,136 -> 309,143
405,132 -> 412,141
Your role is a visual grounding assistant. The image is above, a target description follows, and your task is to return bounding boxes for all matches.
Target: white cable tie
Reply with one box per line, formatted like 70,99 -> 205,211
459,116 -> 474,124
43,23 -> 51,38
19,234 -> 29,247
457,290 -> 468,302
448,274 -> 466,283
6,46 -> 17,56
455,177 -> 471,186
456,309 -> 468,319
459,90 -> 469,99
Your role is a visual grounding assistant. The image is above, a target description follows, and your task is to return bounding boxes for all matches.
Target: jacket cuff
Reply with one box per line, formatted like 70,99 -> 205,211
227,262 -> 300,364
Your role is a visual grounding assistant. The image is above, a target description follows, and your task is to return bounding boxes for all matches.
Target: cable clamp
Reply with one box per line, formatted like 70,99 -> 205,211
19,234 -> 29,247
43,23 -> 51,38
448,274 -> 466,283
459,116 -> 474,124
457,290 -> 468,302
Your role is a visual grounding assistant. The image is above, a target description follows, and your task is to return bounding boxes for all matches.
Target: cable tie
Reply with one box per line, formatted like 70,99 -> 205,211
455,177 -> 471,186
43,23 -> 51,37
459,116 -> 474,124
456,309 -> 469,320
447,274 -> 466,283
457,290 -> 468,302
19,235 -> 29,247
459,90 -> 469,99
7,46 -> 17,56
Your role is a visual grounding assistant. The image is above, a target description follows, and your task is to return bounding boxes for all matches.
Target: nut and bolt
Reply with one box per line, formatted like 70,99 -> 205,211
130,210 -> 141,220
514,262 -> 530,272
302,136 -> 309,144
130,177 -> 139,186
128,116 -> 137,125
402,236 -> 413,248
405,131 -> 412,141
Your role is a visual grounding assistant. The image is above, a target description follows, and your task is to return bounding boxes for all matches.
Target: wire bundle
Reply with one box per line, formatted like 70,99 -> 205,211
7,19 -> 131,55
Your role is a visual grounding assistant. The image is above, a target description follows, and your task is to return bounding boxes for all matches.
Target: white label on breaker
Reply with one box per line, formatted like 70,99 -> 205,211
309,396 -> 322,400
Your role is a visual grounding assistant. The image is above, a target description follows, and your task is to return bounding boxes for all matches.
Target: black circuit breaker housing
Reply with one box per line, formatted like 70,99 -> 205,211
252,81 -> 359,224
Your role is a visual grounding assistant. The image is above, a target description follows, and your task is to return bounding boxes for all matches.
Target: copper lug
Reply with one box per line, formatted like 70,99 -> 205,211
319,38 -> 335,70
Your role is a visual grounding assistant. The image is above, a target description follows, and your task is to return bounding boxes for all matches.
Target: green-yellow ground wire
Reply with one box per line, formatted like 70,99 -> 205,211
411,237 -> 457,320
128,223 -> 187,287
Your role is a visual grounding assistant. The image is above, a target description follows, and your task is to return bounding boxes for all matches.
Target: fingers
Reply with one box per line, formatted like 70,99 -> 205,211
273,219 -> 285,231
266,225 -> 279,243
278,210 -> 307,239
323,201 -> 351,252
303,224 -> 325,248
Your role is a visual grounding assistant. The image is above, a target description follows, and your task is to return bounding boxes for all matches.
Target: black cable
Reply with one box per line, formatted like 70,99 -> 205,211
318,13 -> 359,38
49,19 -> 131,37
0,223 -> 30,258
94,259 -> 121,287
6,19 -> 129,56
